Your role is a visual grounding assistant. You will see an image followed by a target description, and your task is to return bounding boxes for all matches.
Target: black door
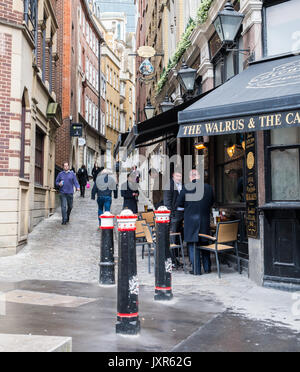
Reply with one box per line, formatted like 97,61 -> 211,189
264,210 -> 300,281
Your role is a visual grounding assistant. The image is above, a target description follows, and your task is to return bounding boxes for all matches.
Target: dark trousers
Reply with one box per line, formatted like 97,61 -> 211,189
188,243 -> 211,275
60,194 -> 74,223
80,184 -> 86,197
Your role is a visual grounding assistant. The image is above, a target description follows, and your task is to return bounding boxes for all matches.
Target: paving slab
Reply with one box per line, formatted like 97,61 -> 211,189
4,290 -> 97,308
172,311 -> 300,353
0,334 -> 72,352
0,280 -> 225,352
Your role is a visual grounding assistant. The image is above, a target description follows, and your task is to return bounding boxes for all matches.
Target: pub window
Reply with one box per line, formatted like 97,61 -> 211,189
35,128 -> 44,186
215,134 -> 246,205
266,128 -> 300,201
263,0 -> 300,57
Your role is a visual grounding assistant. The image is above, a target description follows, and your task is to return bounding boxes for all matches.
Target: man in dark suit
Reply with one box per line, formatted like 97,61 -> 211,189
177,169 -> 214,275
164,172 -> 183,266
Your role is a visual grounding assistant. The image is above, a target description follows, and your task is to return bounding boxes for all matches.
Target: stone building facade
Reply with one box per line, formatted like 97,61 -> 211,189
0,0 -> 62,256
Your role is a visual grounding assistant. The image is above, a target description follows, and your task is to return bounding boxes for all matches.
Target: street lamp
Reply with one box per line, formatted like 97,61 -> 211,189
177,60 -> 197,95
213,2 -> 254,61
144,99 -> 155,120
213,2 -> 244,45
160,96 -> 175,113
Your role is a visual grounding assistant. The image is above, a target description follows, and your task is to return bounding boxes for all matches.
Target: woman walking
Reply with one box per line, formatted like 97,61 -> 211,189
77,165 -> 89,198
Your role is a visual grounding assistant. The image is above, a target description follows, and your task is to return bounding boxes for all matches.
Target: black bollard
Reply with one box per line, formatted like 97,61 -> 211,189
154,207 -> 173,301
116,210 -> 140,335
100,212 -> 115,285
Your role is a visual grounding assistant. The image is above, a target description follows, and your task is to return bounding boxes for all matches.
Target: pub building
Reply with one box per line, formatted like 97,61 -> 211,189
177,0 -> 300,291
124,0 -> 300,290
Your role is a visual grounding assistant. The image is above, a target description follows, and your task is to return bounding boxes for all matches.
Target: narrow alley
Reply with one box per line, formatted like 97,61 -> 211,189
0,187 -> 299,352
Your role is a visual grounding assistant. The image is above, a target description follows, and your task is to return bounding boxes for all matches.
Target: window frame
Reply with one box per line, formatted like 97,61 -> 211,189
262,0 -> 300,57
35,127 -> 44,186
264,130 -> 300,202
214,135 -> 246,206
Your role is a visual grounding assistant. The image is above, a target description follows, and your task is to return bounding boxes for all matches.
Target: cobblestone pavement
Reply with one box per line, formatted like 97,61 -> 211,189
0,186 -> 299,335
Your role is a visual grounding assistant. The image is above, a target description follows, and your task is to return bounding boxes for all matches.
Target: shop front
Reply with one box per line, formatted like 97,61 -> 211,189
178,54 -> 300,289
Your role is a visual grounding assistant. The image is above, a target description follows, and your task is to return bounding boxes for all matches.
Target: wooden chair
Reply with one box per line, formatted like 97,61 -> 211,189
136,220 -> 148,267
141,212 -> 155,227
142,222 -> 156,274
136,220 -> 146,240
170,232 -> 187,274
195,220 -> 241,279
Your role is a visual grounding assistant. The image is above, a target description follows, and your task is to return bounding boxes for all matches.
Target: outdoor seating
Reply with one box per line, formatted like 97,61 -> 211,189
141,212 -> 155,227
195,220 -> 241,279
141,222 -> 156,274
170,232 -> 187,274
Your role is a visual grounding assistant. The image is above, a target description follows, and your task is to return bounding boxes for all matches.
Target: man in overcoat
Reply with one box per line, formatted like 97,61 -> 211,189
177,169 -> 214,275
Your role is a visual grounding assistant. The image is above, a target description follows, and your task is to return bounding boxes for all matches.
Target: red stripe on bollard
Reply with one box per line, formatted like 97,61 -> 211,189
118,313 -> 139,318
155,287 -> 172,291
118,228 -> 136,232
100,226 -> 114,230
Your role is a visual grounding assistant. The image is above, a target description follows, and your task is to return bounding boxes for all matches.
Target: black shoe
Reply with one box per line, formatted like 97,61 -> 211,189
190,270 -> 202,275
62,221 -> 67,225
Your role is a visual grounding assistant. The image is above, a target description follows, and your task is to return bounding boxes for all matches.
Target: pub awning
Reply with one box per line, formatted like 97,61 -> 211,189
178,54 -> 300,138
124,90 -> 214,153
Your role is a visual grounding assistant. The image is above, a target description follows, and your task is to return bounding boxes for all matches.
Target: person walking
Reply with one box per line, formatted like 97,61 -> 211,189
164,171 -> 183,267
92,163 -> 103,183
121,173 -> 139,214
91,169 -> 118,225
56,162 -> 80,225
131,165 -> 141,184
177,169 -> 214,275
77,165 -> 89,198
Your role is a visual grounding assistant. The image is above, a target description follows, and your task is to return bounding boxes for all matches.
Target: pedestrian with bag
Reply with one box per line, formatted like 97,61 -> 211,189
121,173 -> 139,214
77,165 -> 89,198
91,169 -> 118,225
56,162 -> 80,225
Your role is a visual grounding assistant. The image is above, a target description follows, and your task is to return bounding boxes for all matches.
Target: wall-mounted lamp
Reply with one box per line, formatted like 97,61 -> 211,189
195,142 -> 207,151
213,1 -> 255,62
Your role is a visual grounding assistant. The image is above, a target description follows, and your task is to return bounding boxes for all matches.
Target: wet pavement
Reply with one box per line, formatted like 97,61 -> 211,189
0,186 -> 299,352
0,280 -> 299,352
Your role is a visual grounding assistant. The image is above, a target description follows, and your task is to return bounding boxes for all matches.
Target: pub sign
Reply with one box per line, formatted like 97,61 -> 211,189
70,123 -> 83,137
245,132 -> 259,239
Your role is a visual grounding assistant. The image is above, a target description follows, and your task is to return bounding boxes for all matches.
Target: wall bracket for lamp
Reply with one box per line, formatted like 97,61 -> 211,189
226,48 -> 255,63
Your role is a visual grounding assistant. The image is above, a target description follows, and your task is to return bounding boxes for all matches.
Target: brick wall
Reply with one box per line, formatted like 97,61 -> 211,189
0,0 -> 23,25
55,0 -> 72,167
